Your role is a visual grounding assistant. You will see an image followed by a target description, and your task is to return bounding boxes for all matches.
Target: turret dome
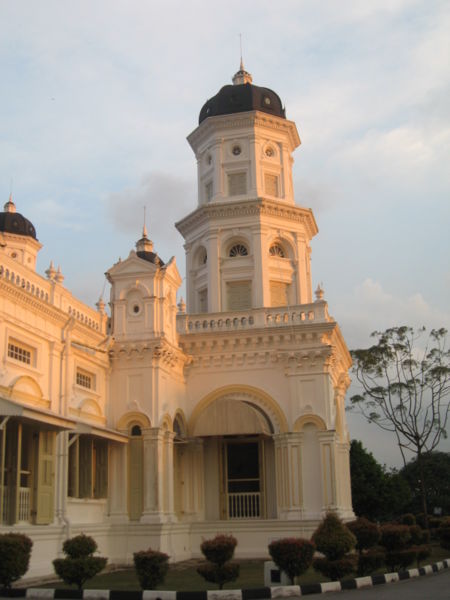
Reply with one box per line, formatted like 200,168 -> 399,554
0,196 -> 37,239
199,63 -> 286,124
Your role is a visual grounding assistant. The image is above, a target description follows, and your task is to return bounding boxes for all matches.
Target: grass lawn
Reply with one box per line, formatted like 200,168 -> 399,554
38,543 -> 449,592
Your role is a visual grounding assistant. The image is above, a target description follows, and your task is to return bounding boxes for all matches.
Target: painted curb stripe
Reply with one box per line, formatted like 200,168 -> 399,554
2,558 -> 449,599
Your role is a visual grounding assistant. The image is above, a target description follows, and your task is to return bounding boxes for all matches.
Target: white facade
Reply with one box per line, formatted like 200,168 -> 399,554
0,66 -> 353,578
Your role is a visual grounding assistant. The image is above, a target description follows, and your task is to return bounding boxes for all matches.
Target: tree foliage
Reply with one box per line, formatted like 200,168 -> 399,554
350,440 -> 411,521
350,326 -> 450,522
400,451 -> 450,516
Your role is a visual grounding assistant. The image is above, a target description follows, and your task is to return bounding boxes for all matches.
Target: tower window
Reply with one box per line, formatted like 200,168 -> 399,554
265,173 -> 279,197
229,244 -> 248,257
228,172 -> 247,196
269,244 -> 286,258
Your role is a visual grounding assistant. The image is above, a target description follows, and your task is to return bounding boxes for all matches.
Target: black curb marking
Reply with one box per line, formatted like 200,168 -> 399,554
1,558 -> 449,599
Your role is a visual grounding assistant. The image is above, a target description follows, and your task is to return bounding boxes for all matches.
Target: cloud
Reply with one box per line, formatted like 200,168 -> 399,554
104,171 -> 196,270
334,278 -> 450,349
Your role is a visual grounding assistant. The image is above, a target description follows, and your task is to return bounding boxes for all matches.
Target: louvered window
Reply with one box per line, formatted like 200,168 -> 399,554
228,172 -> 247,196
270,282 -> 288,307
227,281 -> 252,310
198,288 -> 208,312
265,173 -> 279,197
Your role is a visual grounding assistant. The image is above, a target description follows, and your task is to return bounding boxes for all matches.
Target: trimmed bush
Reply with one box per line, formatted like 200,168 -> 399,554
53,535 -> 107,590
438,517 -> 450,550
133,549 -> 169,590
347,517 -> 380,551
268,538 -> 315,584
313,556 -> 356,581
312,512 -> 356,560
312,512 -> 356,581
357,548 -> 385,576
400,513 -> 416,526
197,534 -> 239,589
196,563 -> 239,588
384,548 -> 416,572
200,535 -> 237,566
0,533 -> 33,590
380,524 -> 411,551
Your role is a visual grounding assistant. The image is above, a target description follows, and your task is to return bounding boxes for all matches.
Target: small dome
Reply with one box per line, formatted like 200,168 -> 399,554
135,227 -> 164,266
0,196 -> 37,240
199,64 -> 285,124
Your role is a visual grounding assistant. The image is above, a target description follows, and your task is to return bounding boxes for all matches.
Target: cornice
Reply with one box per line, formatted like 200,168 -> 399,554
0,279 -> 105,342
109,338 -> 191,372
187,111 -> 300,152
175,198 -> 318,240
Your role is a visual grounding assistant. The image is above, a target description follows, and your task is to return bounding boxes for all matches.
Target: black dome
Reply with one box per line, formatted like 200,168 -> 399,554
0,202 -> 37,239
136,250 -> 164,266
199,83 -> 286,124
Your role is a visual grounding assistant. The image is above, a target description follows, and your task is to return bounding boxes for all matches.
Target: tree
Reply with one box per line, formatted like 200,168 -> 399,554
350,326 -> 450,525
400,451 -> 450,516
350,440 -> 410,521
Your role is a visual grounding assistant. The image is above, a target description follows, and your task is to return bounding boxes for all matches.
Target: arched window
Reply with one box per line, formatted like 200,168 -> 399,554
269,244 -> 285,258
229,244 -> 248,257
131,425 -> 142,436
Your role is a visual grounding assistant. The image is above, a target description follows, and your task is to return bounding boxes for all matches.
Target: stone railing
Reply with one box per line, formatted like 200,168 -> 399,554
0,262 -> 105,333
176,301 -> 329,334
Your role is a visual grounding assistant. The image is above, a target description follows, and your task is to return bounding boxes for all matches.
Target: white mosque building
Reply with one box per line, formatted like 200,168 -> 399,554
0,64 -> 354,577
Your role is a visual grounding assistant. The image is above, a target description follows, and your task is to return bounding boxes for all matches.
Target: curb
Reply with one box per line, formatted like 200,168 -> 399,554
1,559 -> 449,599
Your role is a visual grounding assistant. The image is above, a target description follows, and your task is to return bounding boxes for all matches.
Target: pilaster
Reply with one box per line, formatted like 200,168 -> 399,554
273,432 -> 304,519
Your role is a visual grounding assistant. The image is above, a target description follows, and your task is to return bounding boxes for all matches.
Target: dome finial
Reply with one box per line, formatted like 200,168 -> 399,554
4,193 -> 16,213
232,33 -> 252,85
142,205 -> 148,239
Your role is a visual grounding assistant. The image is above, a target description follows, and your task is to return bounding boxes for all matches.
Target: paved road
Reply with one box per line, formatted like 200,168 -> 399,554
256,568 -> 450,600
320,569 -> 450,599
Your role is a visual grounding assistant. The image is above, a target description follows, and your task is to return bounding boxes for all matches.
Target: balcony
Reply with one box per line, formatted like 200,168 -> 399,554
227,492 -> 261,519
177,301 -> 330,335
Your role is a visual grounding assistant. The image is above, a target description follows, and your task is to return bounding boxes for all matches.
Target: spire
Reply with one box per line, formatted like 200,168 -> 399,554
135,208 -> 154,254
232,36 -> 252,85
4,194 -> 16,213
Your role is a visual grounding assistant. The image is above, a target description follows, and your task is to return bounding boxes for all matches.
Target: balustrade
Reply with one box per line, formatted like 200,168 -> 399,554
227,491 -> 261,519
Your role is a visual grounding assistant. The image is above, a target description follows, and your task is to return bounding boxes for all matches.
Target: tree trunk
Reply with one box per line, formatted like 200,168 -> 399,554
417,451 -> 429,529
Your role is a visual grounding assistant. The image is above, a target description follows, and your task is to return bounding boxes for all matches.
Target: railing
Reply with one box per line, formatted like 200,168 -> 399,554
177,301 -> 329,335
0,262 -> 105,333
227,492 -> 261,519
1,486 -> 30,523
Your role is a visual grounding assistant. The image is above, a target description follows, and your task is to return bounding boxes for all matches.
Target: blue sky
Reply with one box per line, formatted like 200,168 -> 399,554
1,0 -> 449,467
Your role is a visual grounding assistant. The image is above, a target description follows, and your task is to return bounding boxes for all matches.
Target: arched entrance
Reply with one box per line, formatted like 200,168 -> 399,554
189,386 -> 286,521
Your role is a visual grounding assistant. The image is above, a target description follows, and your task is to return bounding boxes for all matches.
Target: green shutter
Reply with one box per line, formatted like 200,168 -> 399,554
94,440 -> 108,499
79,437 -> 93,498
35,430 -> 55,525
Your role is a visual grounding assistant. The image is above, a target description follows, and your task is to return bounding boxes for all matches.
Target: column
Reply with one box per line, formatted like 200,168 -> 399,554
206,232 -> 220,312
317,431 -> 337,511
108,441 -> 129,522
252,227 -> 270,308
273,432 -> 304,520
141,427 -> 165,522
163,430 -> 175,520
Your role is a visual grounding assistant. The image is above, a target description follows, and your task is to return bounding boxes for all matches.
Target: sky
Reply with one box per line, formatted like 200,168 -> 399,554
1,0 -> 449,468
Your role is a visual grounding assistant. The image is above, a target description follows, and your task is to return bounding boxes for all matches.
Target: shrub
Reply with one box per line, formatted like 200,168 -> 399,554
197,563 -> 239,588
438,517 -> 450,550
409,525 -> 427,545
313,556 -> 356,581
412,544 -> 432,567
133,549 -> 169,590
268,538 -> 315,584
53,535 -> 107,590
197,534 -> 239,589
63,534 -> 97,558
0,533 -> 33,590
384,549 -> 416,572
347,518 -> 380,552
312,512 -> 356,560
400,513 -> 416,526
415,513 -> 426,529
357,548 -> 385,576
200,535 -> 237,566
380,524 -> 411,551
